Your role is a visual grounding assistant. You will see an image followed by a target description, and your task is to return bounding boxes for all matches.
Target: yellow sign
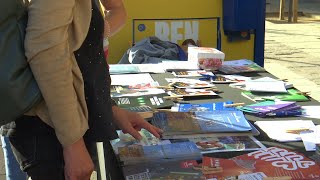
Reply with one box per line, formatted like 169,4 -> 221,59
108,0 -> 254,64
132,18 -> 219,48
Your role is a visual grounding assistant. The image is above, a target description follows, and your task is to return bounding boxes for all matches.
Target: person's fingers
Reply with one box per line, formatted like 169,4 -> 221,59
126,126 -> 142,140
142,123 -> 162,139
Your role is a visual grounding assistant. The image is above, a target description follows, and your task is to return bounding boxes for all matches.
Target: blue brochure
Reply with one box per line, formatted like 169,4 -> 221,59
176,101 -> 236,112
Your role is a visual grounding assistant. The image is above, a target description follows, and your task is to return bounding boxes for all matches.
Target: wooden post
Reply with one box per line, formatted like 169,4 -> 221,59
288,0 -> 293,22
279,0 -> 285,20
293,0 -> 298,23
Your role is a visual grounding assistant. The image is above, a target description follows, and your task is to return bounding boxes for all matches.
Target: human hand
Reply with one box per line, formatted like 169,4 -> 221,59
63,138 -> 94,180
112,106 -> 163,140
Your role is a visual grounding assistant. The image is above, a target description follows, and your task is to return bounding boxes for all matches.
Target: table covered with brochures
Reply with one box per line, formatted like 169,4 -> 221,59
109,66 -> 320,180
152,71 -> 320,155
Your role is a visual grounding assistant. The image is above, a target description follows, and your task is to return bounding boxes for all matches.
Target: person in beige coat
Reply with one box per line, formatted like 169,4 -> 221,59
1,0 -> 162,179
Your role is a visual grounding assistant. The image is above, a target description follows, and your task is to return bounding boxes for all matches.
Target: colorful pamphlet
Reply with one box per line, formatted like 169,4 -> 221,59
238,100 -> 302,117
218,59 -> 265,74
167,88 -> 218,97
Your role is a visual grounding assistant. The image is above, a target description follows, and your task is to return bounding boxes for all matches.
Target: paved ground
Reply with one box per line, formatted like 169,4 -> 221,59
1,1 -> 319,179
264,0 -> 320,101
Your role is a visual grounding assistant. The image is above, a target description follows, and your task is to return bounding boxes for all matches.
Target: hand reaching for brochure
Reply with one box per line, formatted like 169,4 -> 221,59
112,106 -> 163,140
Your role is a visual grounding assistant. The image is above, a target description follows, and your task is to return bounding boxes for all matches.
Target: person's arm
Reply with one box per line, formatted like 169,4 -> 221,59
25,0 -> 93,179
100,0 -> 127,38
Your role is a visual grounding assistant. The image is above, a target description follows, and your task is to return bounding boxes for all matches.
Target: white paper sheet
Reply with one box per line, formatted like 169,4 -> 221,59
300,125 -> 320,151
255,120 -> 316,142
110,73 -> 155,85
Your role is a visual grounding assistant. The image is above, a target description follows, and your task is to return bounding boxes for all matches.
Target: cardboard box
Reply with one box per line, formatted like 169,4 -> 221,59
188,47 -> 225,70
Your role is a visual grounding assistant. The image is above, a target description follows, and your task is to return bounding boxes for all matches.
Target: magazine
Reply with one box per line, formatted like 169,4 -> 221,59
171,101 -> 236,112
117,141 -> 202,165
151,111 -> 252,137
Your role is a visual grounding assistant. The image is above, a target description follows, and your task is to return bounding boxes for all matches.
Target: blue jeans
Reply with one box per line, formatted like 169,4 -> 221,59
1,136 -> 27,180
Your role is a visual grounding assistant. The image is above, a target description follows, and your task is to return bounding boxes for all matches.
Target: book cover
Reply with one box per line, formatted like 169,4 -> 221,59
241,89 -> 309,102
162,121 -> 260,139
171,101 -> 236,112
151,111 -> 252,136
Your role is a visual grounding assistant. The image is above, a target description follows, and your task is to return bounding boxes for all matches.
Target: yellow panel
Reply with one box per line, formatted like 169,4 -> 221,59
108,0 -> 255,64
221,34 -> 255,61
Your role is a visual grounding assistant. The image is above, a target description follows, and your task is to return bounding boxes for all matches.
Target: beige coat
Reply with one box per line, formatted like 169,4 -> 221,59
25,0 -> 92,147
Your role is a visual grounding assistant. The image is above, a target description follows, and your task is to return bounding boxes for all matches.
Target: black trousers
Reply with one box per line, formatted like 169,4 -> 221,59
9,116 -> 124,180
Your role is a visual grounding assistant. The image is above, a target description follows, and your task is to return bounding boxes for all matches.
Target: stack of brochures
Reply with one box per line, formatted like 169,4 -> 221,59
151,110 -> 256,139
237,100 -> 303,117
242,88 -> 309,102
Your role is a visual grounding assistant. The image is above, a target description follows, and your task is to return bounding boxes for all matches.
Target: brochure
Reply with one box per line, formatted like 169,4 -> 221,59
167,88 -> 218,98
151,111 -> 252,137
172,70 -> 214,77
165,78 -> 216,89
171,101 -> 236,112
110,83 -> 165,97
